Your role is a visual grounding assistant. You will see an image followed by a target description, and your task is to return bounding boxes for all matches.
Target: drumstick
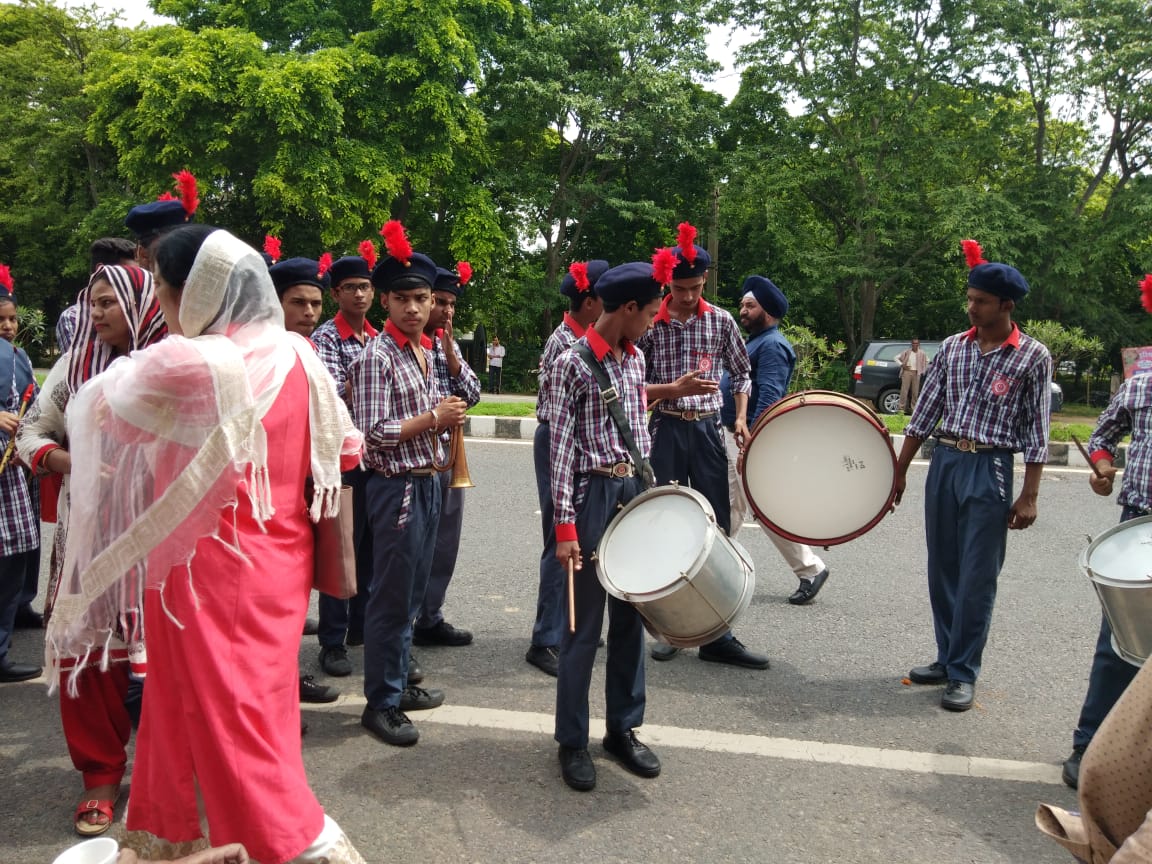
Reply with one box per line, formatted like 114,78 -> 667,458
567,557 -> 576,633
1071,434 -> 1104,479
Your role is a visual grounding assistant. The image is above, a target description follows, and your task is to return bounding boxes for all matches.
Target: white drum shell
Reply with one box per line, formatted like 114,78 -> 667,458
1082,514 -> 1152,667
596,485 -> 755,648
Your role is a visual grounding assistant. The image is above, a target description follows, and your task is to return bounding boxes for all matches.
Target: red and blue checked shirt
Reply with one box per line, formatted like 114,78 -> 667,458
637,295 -> 751,413
907,324 -> 1052,463
348,319 -> 446,476
536,313 -> 589,425
1089,373 -> 1152,513
431,330 -> 481,408
549,327 -> 650,541
0,376 -> 39,556
313,312 -> 379,399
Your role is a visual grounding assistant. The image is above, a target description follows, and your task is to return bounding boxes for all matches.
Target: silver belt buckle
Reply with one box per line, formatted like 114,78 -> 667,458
957,438 -> 976,453
682,410 -> 699,422
611,463 -> 632,478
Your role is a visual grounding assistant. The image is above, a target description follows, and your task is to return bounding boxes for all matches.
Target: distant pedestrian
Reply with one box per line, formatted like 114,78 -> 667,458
896,337 -> 929,414
487,336 -> 506,393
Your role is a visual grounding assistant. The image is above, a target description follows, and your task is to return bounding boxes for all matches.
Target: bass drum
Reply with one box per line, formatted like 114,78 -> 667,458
741,390 -> 896,546
1082,514 -> 1152,667
596,485 -> 755,648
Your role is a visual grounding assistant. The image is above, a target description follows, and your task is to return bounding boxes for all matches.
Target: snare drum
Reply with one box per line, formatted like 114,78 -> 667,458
596,485 -> 755,648
741,390 -> 896,546
1081,514 -> 1152,666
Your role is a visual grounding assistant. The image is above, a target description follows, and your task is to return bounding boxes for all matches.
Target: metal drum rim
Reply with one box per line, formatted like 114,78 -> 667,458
1082,513 -> 1152,587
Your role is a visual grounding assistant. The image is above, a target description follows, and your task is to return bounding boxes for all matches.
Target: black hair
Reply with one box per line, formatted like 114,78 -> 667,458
387,276 -> 432,294
569,293 -> 590,314
153,224 -> 217,291
89,237 -> 138,273
602,290 -> 661,314
0,296 -> 16,311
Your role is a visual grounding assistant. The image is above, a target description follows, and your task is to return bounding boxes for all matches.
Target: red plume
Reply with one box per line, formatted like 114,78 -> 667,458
569,261 -> 590,292
961,239 -> 987,268
263,235 -> 281,264
652,247 -> 679,286
358,240 -> 377,271
1140,274 -> 1152,315
156,191 -> 177,202
172,170 -> 199,216
0,263 -> 12,293
317,252 -> 333,279
677,222 -> 698,264
380,220 -> 413,266
456,261 -> 472,286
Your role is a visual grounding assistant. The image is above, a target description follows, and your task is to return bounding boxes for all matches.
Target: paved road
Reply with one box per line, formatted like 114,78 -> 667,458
3,439 -> 1120,863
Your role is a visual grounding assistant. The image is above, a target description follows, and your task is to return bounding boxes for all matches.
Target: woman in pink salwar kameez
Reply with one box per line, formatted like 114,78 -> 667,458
47,226 -> 364,864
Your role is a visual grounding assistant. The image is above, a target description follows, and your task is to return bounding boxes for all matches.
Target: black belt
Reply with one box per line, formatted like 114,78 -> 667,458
658,408 -> 717,422
587,462 -> 636,478
375,466 -> 436,478
935,437 -> 1013,454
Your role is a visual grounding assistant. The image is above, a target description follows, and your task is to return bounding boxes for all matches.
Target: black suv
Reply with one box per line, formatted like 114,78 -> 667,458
850,338 -> 1064,415
850,340 -> 942,414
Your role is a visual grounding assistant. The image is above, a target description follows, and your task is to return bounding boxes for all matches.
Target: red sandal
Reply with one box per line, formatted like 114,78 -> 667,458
74,796 -> 116,837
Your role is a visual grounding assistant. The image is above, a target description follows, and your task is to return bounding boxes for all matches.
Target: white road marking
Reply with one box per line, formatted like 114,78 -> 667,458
311,697 -> 1063,785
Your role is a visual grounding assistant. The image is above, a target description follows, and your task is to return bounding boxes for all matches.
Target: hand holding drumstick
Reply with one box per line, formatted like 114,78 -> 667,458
1071,434 -> 1116,497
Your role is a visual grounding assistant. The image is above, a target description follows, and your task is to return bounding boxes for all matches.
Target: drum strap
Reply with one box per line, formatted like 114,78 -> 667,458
573,343 -> 655,489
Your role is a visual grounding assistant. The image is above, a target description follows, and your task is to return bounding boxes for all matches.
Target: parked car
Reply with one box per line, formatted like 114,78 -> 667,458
851,339 -> 1064,415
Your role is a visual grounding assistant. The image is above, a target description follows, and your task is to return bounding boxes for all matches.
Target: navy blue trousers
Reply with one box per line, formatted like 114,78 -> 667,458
363,473 -> 441,710
318,468 -> 373,648
1071,504 -> 1145,749
924,446 -> 1014,683
416,472 -> 464,629
648,415 -> 733,646
532,422 -> 566,649
555,474 -> 647,748
0,548 -> 39,662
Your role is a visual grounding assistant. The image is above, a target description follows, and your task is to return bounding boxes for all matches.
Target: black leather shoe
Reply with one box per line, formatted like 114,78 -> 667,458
319,645 -> 352,677
788,569 -> 829,605
407,654 -> 424,686
302,617 -> 319,636
14,606 -> 43,629
345,627 -> 364,647
362,705 -> 419,746
399,685 -> 444,711
299,674 -> 338,703
603,730 -> 661,778
526,645 -> 559,677
1062,746 -> 1085,789
650,643 -> 680,661
412,620 -> 473,647
699,637 -> 770,670
0,659 -> 41,683
941,680 -> 975,711
909,662 -> 948,684
558,746 -> 596,791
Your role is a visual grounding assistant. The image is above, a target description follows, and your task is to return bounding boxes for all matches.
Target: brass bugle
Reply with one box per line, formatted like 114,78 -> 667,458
432,425 -> 475,489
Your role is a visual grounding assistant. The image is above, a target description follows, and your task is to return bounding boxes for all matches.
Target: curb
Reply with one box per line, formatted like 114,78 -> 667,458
463,416 -> 1121,470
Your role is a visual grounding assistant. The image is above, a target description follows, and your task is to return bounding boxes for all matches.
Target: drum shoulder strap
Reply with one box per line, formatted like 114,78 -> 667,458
572,342 -> 655,488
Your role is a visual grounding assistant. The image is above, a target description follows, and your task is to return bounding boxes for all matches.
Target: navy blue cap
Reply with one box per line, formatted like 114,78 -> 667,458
559,260 -> 610,299
742,275 -> 788,319
269,257 -> 330,298
671,244 -> 710,279
329,255 -> 372,288
371,252 -> 439,292
433,267 -> 461,296
124,200 -> 191,243
594,262 -> 665,306
968,263 -> 1029,302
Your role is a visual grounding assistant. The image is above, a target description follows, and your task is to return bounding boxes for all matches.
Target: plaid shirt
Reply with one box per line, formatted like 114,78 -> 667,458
1089,373 -> 1152,513
637,295 -> 751,413
907,324 -> 1052,463
348,319 -> 445,476
536,313 -> 588,424
430,330 -> 481,408
56,304 -> 78,354
549,327 -> 649,539
0,376 -> 39,556
313,312 -> 379,399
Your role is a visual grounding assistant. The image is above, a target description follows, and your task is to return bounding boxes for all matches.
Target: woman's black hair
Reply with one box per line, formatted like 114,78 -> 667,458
0,296 -> 16,310
153,224 -> 217,291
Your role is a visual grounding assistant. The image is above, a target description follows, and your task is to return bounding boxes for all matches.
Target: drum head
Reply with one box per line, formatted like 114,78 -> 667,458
742,396 -> 895,545
598,487 -> 714,597
1085,515 -> 1152,586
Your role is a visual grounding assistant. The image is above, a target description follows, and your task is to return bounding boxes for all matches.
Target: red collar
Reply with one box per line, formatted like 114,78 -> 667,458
586,325 -> 636,361
563,312 -> 592,339
962,322 -> 1021,349
654,294 -> 712,324
334,311 -> 378,341
385,318 -> 433,350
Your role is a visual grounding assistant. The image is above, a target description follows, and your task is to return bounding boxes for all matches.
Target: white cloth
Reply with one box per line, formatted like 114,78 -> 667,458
487,343 -> 506,367
724,429 -> 825,580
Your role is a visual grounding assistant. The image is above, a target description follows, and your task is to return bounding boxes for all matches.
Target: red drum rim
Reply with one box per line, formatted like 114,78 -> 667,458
741,390 -> 896,546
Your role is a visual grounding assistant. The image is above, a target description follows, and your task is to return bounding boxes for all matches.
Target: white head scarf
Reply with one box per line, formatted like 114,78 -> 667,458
47,229 -> 362,693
